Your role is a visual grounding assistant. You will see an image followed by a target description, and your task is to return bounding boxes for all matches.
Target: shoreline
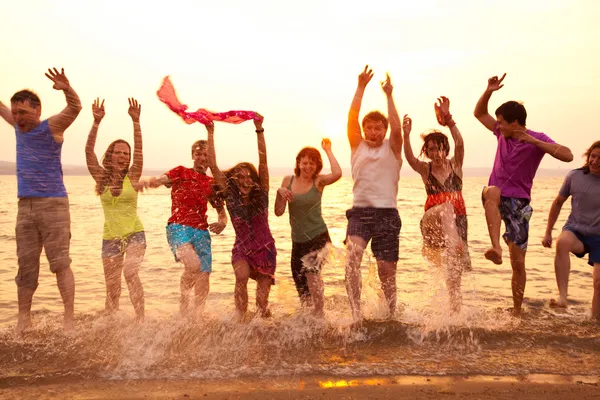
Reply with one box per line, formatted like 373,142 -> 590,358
2,374 -> 599,399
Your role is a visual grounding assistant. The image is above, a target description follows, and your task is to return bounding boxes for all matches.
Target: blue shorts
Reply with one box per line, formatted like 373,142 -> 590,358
482,189 -> 533,251
345,207 -> 401,262
564,227 -> 600,266
102,231 -> 146,258
166,223 -> 212,273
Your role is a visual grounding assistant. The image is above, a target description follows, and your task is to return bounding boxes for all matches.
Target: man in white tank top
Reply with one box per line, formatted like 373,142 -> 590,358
345,65 -> 403,321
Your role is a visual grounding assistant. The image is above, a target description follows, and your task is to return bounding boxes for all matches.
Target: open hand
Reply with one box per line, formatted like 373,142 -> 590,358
45,68 -> 71,91
128,98 -> 141,122
209,221 -> 226,235
487,73 -> 506,92
434,96 -> 450,126
92,98 -> 105,123
402,114 -> 412,135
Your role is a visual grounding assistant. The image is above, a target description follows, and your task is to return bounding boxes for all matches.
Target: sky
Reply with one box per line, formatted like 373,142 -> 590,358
1,0 -> 598,172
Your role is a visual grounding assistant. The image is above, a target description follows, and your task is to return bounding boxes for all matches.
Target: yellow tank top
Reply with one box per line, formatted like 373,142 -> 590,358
100,175 -> 144,240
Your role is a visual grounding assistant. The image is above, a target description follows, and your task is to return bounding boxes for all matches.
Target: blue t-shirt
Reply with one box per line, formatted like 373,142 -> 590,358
16,119 -> 67,198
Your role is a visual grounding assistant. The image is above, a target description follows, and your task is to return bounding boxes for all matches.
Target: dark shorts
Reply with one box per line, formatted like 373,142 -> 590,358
564,227 -> 600,266
102,231 -> 147,258
345,207 -> 401,262
482,190 -> 532,251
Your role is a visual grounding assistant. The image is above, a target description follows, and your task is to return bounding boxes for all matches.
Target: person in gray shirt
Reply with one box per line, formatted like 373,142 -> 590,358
542,140 -> 600,319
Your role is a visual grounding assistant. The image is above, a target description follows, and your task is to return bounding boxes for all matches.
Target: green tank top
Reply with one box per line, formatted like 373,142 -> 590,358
100,175 -> 144,240
288,176 -> 327,243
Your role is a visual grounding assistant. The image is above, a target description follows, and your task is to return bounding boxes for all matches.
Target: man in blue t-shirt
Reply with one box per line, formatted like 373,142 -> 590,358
0,68 -> 82,333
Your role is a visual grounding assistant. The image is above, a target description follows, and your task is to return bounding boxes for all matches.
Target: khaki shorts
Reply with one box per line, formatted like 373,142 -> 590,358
15,197 -> 71,290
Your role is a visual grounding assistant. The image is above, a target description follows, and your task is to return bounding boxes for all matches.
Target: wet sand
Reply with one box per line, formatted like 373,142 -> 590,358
1,375 -> 599,400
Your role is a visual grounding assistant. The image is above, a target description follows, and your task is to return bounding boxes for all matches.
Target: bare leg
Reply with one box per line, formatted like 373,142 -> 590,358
377,260 -> 397,317
256,274 -> 273,318
103,256 -> 124,313
507,241 -> 526,316
232,260 -> 250,318
195,272 -> 210,317
422,203 -> 463,313
345,236 -> 367,321
122,245 -> 145,322
306,272 -> 324,317
56,267 -> 75,331
552,230 -> 584,308
482,186 -> 503,265
16,287 -> 35,334
592,263 -> 600,320
175,244 -> 203,317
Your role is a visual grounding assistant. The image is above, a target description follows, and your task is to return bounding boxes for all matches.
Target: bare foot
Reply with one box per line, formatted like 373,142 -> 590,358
63,316 -> 74,333
506,307 -> 522,318
484,247 -> 503,265
15,316 -> 31,335
549,298 -> 568,309
259,308 -> 272,319
312,309 -> 325,319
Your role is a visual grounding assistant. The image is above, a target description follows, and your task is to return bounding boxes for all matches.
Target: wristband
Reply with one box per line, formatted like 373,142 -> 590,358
255,128 -> 265,133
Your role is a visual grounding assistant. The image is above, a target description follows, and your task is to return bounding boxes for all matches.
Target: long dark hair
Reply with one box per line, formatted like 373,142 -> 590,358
223,162 -> 264,209
96,139 -> 131,195
582,140 -> 600,174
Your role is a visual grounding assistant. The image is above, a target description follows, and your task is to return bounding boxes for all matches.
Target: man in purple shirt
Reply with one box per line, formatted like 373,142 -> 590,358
474,73 -> 573,316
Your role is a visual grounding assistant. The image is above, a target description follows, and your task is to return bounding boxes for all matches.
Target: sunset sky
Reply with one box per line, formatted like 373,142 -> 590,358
1,0 -> 597,172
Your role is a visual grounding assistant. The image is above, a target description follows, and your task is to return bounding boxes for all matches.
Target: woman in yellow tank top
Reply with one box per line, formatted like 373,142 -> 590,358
85,98 -> 145,322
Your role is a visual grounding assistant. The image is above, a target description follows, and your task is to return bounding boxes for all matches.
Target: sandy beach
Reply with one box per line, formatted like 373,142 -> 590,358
2,375 -> 599,400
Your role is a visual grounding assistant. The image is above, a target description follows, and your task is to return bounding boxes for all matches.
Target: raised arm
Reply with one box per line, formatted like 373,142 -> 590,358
46,68 -> 83,141
542,194 -> 568,248
317,138 -> 342,187
382,73 -> 403,161
348,65 -> 373,150
474,73 -> 505,132
85,98 -> 106,183
274,176 -> 293,217
436,96 -> 464,173
0,101 -> 14,126
127,98 -> 143,183
254,116 -> 269,191
402,115 -> 428,176
206,122 -> 227,190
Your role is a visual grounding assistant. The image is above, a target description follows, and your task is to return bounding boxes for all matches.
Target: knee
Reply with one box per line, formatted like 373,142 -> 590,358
123,266 -> 139,282
555,235 -> 573,255
483,186 -> 501,205
50,257 -> 71,275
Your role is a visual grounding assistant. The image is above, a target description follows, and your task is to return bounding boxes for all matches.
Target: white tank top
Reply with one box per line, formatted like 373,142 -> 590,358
351,139 -> 401,208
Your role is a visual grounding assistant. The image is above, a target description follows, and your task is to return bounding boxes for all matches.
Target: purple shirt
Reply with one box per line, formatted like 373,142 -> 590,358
488,123 -> 555,200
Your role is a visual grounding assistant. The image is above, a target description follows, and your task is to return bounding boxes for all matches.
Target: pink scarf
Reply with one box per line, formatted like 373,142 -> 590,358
157,76 -> 262,125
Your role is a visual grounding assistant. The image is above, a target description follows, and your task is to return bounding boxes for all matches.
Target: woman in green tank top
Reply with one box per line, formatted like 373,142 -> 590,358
85,98 -> 145,322
274,138 -> 342,316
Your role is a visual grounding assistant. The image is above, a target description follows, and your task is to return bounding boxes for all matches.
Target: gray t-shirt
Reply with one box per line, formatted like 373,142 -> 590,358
559,169 -> 600,236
